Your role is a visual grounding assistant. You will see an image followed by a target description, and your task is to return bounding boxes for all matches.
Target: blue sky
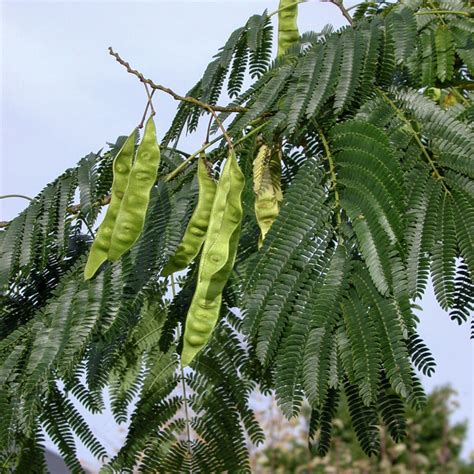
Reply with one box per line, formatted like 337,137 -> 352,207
2,0 -> 473,469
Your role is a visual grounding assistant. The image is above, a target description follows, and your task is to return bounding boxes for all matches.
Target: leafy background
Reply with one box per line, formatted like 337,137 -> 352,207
2,0 -> 472,470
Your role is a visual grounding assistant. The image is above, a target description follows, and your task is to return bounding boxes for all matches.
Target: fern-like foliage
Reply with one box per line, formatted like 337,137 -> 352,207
163,11 -> 273,145
1,0 -> 473,470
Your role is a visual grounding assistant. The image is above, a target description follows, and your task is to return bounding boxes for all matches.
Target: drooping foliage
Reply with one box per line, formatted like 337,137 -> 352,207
1,0 -> 473,471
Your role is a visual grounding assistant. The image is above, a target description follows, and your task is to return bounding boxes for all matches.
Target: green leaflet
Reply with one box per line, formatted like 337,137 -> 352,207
330,119 -> 404,295
163,12 -> 272,144
244,159 -> 329,338
342,290 -> 381,406
302,245 -> 349,408
345,380 -> 380,456
435,24 -> 455,82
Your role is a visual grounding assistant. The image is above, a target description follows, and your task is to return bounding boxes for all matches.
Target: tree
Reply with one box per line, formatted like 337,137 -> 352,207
1,0 -> 472,471
254,386 -> 474,473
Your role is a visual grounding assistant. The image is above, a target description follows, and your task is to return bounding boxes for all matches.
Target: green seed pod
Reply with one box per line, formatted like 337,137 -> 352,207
255,188 -> 280,248
253,145 -> 283,248
84,128 -> 137,280
108,116 -> 161,261
277,0 -> 300,57
161,154 -> 217,276
181,150 -> 245,367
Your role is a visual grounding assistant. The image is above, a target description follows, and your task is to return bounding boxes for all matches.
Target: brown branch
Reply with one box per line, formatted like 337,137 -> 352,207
138,84 -> 155,129
66,194 -> 111,216
324,0 -> 354,25
143,83 -> 156,116
108,47 -> 247,114
205,114 -> 213,145
164,120 -> 268,182
205,107 -> 234,151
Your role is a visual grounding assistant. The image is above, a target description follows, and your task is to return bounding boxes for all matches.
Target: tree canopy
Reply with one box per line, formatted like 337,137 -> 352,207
254,386 -> 474,473
1,0 -> 473,472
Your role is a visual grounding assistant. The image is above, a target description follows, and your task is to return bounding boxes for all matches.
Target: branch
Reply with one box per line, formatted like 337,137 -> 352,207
1,195 -> 111,230
66,195 -> 111,215
108,47 -> 247,114
314,120 -> 342,229
416,10 -> 473,18
323,0 -> 354,25
164,121 -> 268,182
376,88 -> 451,195
206,108 -> 234,152
0,194 -> 34,202
138,84 -> 155,129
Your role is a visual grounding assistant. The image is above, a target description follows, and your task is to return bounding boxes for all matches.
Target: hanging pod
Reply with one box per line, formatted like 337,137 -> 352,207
84,128 -> 137,280
181,149 -> 245,367
277,0 -> 300,57
108,116 -> 161,261
161,153 -> 217,276
84,116 -> 161,279
253,144 -> 283,248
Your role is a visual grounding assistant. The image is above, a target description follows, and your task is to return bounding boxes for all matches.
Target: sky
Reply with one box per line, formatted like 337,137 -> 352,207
1,0 -> 473,470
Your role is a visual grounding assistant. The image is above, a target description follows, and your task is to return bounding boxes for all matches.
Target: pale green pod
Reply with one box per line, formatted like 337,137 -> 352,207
277,0 -> 300,57
255,187 -> 280,248
108,116 -> 161,261
161,155 -> 217,276
84,129 -> 137,280
181,150 -> 245,367
253,145 -> 283,249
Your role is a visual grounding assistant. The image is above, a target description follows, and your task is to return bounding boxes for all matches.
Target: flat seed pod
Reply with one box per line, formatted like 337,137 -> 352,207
254,145 -> 283,248
161,154 -> 217,276
181,150 -> 245,366
84,128 -> 137,280
108,116 -> 161,261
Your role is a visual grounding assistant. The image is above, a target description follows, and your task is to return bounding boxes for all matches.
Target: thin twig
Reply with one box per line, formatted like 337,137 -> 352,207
79,214 -> 96,239
416,9 -> 472,17
0,194 -> 34,202
347,1 -> 366,11
164,139 -> 220,182
163,146 -> 190,158
1,194 -> 39,229
67,195 -> 111,216
170,274 -> 193,469
314,120 -> 342,228
205,114 -> 214,145
377,88 -> 451,195
450,88 -> 469,107
108,47 -> 247,114
205,107 -> 234,151
138,85 -> 155,129
325,0 -> 354,25
0,196 -> 102,235
144,82 -> 156,115
427,0 -> 446,25
164,121 -> 268,182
